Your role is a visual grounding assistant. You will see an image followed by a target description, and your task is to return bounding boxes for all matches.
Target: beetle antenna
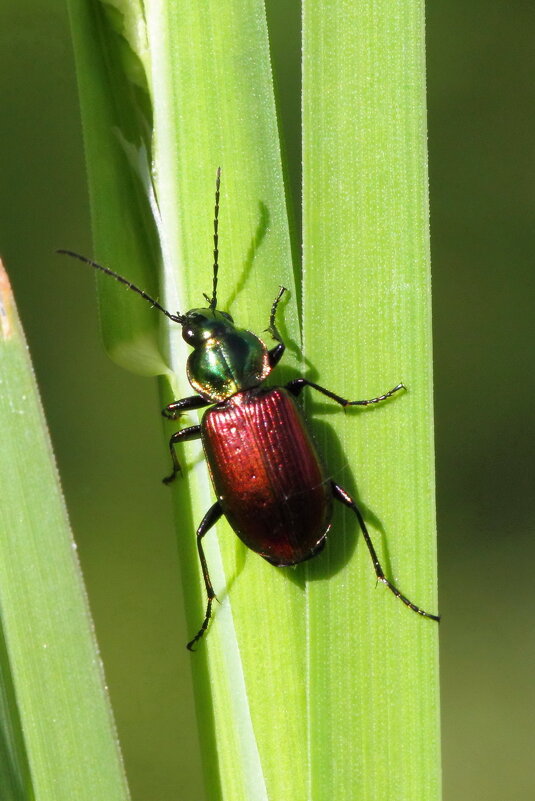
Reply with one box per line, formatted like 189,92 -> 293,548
56,249 -> 186,324
209,166 -> 221,310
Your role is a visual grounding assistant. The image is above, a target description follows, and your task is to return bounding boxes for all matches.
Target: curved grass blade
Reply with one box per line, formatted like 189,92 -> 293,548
0,261 -> 130,800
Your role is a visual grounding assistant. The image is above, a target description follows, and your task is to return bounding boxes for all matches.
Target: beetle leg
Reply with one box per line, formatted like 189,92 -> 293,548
267,285 -> 287,368
187,501 -> 224,651
286,378 -> 406,407
162,395 -> 210,420
162,425 -> 201,485
331,481 -> 440,622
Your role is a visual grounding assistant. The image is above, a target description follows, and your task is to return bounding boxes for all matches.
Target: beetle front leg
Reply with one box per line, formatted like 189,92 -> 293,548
162,425 -> 201,485
331,481 -> 439,621
187,501 -> 223,651
267,285 -> 287,369
162,394 -> 210,420
286,378 -> 406,407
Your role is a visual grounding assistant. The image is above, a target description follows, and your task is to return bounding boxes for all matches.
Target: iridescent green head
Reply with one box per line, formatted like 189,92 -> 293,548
182,308 -> 270,402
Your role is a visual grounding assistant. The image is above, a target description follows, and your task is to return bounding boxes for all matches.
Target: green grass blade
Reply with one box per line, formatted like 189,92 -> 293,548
67,2 -> 306,798
0,262 -> 130,800
147,5 -> 305,798
303,2 -> 441,800
67,0 -> 167,377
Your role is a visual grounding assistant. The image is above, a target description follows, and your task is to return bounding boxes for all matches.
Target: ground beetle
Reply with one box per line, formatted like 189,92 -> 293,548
59,169 -> 439,650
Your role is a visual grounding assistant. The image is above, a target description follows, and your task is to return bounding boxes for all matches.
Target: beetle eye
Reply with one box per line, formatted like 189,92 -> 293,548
220,311 -> 234,323
182,326 -> 196,344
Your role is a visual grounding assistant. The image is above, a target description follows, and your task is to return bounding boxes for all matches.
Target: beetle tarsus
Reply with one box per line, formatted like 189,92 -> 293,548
162,468 -> 181,485
346,382 -> 406,406
266,286 -> 287,369
268,285 -> 287,334
378,576 -> 440,621
187,598 -> 214,651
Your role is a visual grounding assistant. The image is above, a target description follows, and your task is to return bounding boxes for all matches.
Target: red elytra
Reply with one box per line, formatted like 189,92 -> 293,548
202,386 -> 332,567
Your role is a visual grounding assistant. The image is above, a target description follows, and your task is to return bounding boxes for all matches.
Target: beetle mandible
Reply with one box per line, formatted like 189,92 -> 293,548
59,168 -> 439,650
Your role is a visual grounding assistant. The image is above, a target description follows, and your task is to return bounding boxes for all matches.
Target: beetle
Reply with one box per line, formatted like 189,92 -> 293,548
59,168 -> 439,650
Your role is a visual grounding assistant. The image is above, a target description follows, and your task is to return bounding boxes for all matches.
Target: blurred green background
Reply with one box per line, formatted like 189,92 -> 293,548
1,2 -> 534,800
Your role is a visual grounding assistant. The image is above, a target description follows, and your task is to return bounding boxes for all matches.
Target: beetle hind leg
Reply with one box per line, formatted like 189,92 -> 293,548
187,501 -> 224,651
331,481 -> 439,622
